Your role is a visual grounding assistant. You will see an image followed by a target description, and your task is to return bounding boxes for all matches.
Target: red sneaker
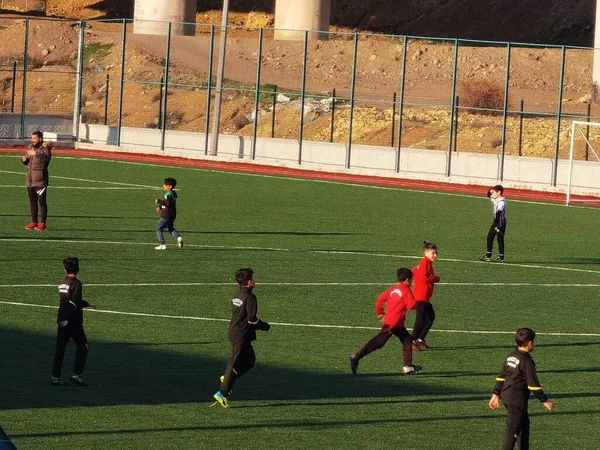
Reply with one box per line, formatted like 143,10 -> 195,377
35,222 -> 46,231
411,341 -> 420,352
416,340 -> 430,351
25,222 -> 37,230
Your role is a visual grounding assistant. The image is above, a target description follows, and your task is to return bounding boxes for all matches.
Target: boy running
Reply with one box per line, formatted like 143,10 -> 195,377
154,177 -> 183,250
489,328 -> 554,450
349,268 -> 421,375
52,257 -> 96,387
482,185 -> 507,263
411,241 -> 440,351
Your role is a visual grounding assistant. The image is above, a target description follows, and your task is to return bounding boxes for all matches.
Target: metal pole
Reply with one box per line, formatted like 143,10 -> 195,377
72,20 -> 85,140
566,120 -> 577,205
104,74 -> 109,125
396,35 -> 408,173
453,95 -> 459,152
160,22 -> 172,151
446,39 -> 459,177
518,99 -> 524,157
204,24 -> 215,155
271,84 -> 277,139
585,102 -> 591,161
116,18 -> 127,146
298,30 -> 309,165
391,92 -> 397,147
157,76 -> 164,129
20,18 -> 29,139
552,46 -> 567,186
347,33 -> 359,169
209,0 -> 230,156
330,88 -> 336,143
499,42 -> 511,181
251,28 -> 264,160
10,61 -> 16,113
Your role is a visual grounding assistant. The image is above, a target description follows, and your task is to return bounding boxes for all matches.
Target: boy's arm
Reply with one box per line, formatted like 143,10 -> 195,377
524,358 -> 550,403
246,294 -> 270,331
489,364 -> 506,409
493,199 -> 506,228
71,281 -> 90,309
58,284 -> 77,324
403,287 -> 417,310
375,291 -> 387,317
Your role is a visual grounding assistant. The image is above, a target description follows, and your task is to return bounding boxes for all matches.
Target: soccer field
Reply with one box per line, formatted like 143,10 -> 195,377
1,153 -> 599,449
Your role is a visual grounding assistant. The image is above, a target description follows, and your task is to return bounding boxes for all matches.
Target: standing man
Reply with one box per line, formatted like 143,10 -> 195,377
22,131 -> 52,231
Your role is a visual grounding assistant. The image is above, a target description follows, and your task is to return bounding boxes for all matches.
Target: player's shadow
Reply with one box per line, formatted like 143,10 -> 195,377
0,326 -> 478,411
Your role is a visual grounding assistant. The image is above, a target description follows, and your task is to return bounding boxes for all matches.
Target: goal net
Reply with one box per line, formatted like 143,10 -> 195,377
566,121 -> 600,206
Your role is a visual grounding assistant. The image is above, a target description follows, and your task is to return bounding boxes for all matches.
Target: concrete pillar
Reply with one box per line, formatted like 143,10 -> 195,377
133,0 -> 196,36
594,0 -> 600,100
274,0 -> 331,41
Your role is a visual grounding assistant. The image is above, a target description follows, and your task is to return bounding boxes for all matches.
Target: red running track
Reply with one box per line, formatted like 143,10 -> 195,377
2,147 -> 598,205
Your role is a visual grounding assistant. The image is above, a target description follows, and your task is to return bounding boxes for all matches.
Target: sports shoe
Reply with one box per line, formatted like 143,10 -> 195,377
480,255 -> 492,262
69,373 -> 88,387
212,391 -> 229,408
25,222 -> 37,230
495,257 -> 504,263
51,376 -> 64,386
349,354 -> 359,375
402,364 -> 423,375
411,341 -> 421,352
177,236 -> 184,248
35,222 -> 46,231
155,244 -> 167,250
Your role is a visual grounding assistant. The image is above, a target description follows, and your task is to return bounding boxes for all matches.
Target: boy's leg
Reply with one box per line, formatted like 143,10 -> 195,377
418,303 -> 436,341
166,218 -> 181,239
27,187 -> 38,223
516,410 -> 530,450
502,404 -> 525,450
220,341 -> 253,396
354,327 -> 393,360
235,343 -> 256,377
156,218 -> 168,244
497,232 -> 505,261
70,326 -> 89,376
52,326 -> 70,378
411,302 -> 426,340
486,225 -> 496,257
392,328 -> 414,367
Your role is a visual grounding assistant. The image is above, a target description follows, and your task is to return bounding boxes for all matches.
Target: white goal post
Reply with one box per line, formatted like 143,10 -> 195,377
567,120 -> 600,206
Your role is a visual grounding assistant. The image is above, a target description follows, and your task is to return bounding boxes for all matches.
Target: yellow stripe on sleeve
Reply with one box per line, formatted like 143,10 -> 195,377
495,378 -> 505,382
528,386 -> 542,391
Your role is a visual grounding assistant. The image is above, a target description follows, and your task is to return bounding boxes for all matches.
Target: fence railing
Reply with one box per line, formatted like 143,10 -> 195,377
1,17 -> 600,187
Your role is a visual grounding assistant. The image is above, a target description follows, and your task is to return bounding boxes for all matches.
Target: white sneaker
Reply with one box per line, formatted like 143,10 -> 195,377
177,237 -> 183,248
402,364 -> 422,375
155,244 -> 167,250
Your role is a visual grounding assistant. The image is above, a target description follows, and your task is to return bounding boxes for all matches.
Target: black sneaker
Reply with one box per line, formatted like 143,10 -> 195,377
495,257 -> 504,263
51,377 -> 64,386
69,373 -> 88,387
349,354 -> 359,375
480,255 -> 492,262
402,364 -> 423,375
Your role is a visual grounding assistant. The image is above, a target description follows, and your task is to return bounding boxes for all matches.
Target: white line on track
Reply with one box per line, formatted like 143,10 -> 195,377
2,300 -> 599,337
0,169 -> 160,189
1,282 -> 599,288
1,238 -> 600,275
0,185 -> 149,190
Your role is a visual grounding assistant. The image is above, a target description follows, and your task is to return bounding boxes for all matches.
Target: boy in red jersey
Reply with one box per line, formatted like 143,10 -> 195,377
349,268 -> 421,375
411,241 -> 440,351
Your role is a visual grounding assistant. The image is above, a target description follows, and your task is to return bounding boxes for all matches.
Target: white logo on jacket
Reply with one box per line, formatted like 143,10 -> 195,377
232,298 -> 243,307
506,356 -> 520,368
59,284 -> 69,293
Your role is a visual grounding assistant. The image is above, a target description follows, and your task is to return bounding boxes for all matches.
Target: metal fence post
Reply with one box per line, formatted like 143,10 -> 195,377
298,30 -> 309,165
204,24 -> 215,155
271,84 -> 277,139
104,74 -> 109,125
453,95 -> 459,152
72,20 -> 86,141
160,22 -> 172,151
157,76 -> 164,129
518,100 -> 524,156
446,39 -> 459,177
347,32 -> 359,169
251,28 -> 264,160
10,61 -> 16,113
20,18 -> 29,139
210,1 -> 229,156
391,92 -> 397,147
116,18 -> 127,147
585,102 -> 591,161
499,42 -> 511,181
330,87 -> 336,143
552,46 -> 567,186
396,35 -> 408,173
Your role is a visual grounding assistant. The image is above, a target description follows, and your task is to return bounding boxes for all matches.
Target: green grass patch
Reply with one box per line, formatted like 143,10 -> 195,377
84,42 -> 114,63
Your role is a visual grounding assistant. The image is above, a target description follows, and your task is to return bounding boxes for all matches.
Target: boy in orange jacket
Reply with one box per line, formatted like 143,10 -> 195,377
349,268 -> 421,375
411,241 -> 440,351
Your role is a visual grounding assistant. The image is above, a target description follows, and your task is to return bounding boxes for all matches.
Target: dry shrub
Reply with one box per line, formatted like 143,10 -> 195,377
459,81 -> 504,115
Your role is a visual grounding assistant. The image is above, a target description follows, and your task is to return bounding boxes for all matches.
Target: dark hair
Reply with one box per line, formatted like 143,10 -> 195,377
164,177 -> 177,188
396,267 -> 413,282
235,268 -> 254,286
515,327 -> 535,347
423,241 -> 437,251
63,257 -> 79,275
492,184 -> 504,194
32,131 -> 43,139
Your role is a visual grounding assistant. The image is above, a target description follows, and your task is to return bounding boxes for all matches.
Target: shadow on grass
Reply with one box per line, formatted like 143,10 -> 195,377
0,326 -> 478,411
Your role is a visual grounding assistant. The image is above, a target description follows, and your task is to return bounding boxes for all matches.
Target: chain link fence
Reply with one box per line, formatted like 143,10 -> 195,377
1,17 -> 599,191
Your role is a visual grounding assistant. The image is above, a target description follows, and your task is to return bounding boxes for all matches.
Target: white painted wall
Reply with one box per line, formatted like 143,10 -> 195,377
133,0 -> 196,36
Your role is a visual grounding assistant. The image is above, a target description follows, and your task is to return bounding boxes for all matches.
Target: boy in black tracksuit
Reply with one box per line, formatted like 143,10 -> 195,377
51,257 -> 96,387
213,268 -> 270,408
482,184 -> 507,263
154,177 -> 183,250
489,328 -> 554,450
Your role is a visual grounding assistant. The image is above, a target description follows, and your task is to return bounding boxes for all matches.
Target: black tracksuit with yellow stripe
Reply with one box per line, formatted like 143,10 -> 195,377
493,349 -> 549,450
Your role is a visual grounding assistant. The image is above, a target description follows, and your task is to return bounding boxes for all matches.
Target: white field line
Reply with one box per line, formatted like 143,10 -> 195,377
1,282 -> 600,288
0,154 -> 578,208
2,238 -> 600,275
0,169 -> 160,189
2,300 -> 599,337
0,185 -> 149,190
